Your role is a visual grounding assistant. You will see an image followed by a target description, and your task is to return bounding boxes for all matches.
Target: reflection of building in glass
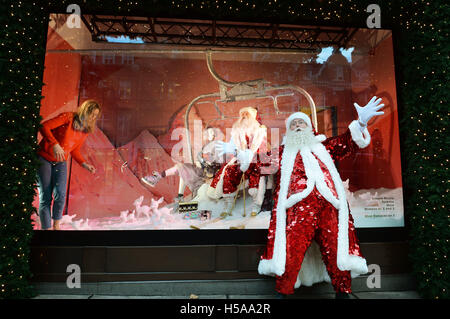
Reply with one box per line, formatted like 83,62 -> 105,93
119,80 -> 132,99
293,47 -> 374,137
117,110 -> 132,141
102,53 -> 115,64
121,53 -> 135,65
79,49 -> 363,146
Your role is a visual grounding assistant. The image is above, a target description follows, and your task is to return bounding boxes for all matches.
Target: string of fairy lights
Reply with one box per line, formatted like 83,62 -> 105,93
0,0 -> 448,299
393,1 -> 449,299
0,0 -> 48,298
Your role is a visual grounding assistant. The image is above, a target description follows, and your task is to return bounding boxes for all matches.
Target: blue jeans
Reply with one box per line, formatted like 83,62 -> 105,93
36,156 -> 68,229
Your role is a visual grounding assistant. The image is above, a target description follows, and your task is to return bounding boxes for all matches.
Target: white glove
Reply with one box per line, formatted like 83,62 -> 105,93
354,96 -> 385,130
215,140 -> 237,157
237,149 -> 254,172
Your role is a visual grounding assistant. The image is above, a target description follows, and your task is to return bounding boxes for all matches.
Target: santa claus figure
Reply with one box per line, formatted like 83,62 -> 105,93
258,96 -> 384,299
207,107 -> 267,216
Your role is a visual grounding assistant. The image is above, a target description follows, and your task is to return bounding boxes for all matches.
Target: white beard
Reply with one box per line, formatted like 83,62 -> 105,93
231,117 -> 261,150
284,126 -> 318,150
233,118 -> 259,135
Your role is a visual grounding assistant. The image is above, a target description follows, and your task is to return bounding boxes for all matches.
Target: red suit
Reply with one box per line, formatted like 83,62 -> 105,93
208,135 -> 264,196
258,114 -> 371,295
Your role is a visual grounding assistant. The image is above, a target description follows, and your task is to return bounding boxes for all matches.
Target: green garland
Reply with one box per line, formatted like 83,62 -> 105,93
394,2 -> 450,299
0,1 -> 48,299
0,0 -> 448,299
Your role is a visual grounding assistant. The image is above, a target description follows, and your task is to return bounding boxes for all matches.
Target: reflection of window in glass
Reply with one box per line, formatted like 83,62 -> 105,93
335,66 -> 344,81
118,112 -> 132,140
320,93 -> 326,106
78,79 -> 88,98
90,51 -> 97,64
303,68 -> 313,80
103,150 -> 114,190
96,112 -> 107,131
119,80 -> 132,99
333,87 -> 344,95
79,86 -> 88,98
121,54 -> 134,64
106,88 -> 114,98
102,53 -> 115,64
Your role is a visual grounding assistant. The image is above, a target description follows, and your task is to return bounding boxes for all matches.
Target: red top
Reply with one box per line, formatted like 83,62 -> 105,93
37,112 -> 88,165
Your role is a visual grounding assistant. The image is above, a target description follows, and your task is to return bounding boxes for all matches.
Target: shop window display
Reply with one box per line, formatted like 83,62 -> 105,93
33,14 -> 404,231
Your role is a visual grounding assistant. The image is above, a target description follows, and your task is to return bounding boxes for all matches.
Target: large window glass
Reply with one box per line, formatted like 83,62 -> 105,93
33,14 -> 404,230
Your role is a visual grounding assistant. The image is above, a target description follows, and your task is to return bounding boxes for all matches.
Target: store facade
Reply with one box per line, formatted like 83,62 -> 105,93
2,1 -> 447,299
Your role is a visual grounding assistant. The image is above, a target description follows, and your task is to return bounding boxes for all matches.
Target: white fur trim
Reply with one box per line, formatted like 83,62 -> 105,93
349,120 -> 371,148
255,176 -> 266,206
258,135 -> 369,285
248,188 -> 257,197
237,149 -> 253,172
295,241 -> 330,288
309,142 -> 368,275
284,144 -> 340,210
285,112 -> 312,130
247,177 -> 266,207
315,134 -> 326,142
250,126 -> 266,154
207,158 -> 237,199
258,143 -> 300,277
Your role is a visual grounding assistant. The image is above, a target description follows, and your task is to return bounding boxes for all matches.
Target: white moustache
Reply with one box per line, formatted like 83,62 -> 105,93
284,126 -> 318,148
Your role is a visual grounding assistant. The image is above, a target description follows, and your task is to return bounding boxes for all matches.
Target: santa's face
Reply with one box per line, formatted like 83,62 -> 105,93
285,118 -> 316,148
239,111 -> 252,126
236,110 -> 258,130
289,118 -> 308,132
240,110 -> 250,120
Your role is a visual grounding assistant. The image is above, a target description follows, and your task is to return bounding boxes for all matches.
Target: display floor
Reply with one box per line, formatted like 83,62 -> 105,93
31,182 -> 404,230
31,184 -> 272,230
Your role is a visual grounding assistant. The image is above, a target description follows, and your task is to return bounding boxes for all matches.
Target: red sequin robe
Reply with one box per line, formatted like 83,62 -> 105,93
258,120 -> 371,294
207,125 -> 267,201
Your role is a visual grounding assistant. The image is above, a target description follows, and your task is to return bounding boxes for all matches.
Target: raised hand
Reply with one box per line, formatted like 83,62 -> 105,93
353,96 -> 385,127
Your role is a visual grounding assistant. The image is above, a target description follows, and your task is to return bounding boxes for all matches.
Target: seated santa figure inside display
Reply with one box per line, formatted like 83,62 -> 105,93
207,107 -> 268,217
258,96 -> 385,299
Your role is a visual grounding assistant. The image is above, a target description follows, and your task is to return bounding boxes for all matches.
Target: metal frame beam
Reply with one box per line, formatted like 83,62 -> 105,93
82,16 -> 354,51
